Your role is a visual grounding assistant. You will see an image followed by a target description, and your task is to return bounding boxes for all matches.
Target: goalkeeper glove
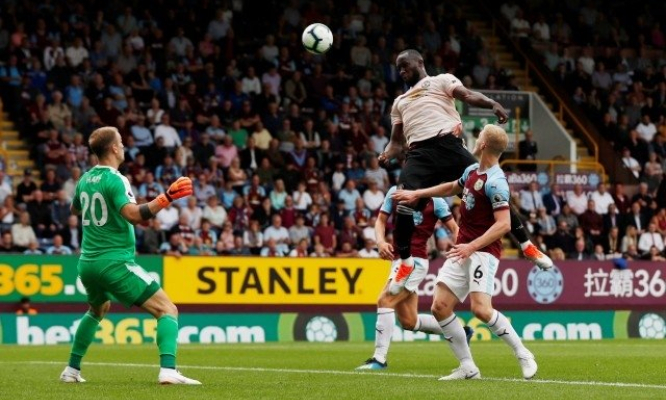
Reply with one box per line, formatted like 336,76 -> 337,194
156,177 -> 194,207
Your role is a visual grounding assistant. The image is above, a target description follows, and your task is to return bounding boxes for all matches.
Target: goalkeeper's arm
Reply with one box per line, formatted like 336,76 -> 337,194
120,177 -> 193,225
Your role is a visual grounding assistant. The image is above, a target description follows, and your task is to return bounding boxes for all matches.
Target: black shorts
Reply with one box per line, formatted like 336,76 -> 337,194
399,134 -> 477,190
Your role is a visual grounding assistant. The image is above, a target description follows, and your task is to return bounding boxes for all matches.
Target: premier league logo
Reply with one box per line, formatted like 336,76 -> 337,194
527,265 -> 564,304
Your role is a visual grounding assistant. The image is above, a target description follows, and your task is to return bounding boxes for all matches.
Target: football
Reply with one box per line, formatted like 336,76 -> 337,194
302,23 -> 333,54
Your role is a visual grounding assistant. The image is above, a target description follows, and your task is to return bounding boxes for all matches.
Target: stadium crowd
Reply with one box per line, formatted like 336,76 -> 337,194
494,0 -> 666,261
0,0 -> 665,262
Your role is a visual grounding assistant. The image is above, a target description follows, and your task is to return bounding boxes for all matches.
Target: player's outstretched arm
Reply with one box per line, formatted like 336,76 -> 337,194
443,217 -> 459,243
392,180 -> 462,204
447,208 -> 511,261
452,86 -> 508,124
374,212 -> 394,260
378,123 -> 406,166
120,177 -> 193,225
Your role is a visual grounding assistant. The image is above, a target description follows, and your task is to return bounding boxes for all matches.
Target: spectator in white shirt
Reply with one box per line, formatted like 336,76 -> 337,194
292,182 -> 313,212
156,203 -> 179,231
519,181 -> 544,215
638,223 -> 665,254
532,14 -> 550,42
202,195 -> 228,231
180,196 -> 203,231
510,9 -> 531,39
154,113 -> 182,150
566,184 -> 588,215
363,156 -> 389,191
589,183 -> 615,215
362,181 -> 385,213
263,215 -> 291,254
358,238 -> 380,258
241,66 -> 262,96
65,37 -> 89,68
636,114 -> 657,142
369,126 -> 389,155
11,212 -> 38,250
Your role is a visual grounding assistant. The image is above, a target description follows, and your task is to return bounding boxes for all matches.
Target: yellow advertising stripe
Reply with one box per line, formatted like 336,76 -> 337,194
164,257 -> 391,305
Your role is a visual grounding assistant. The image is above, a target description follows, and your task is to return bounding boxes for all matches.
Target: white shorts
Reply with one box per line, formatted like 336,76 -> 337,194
436,252 -> 499,302
387,257 -> 428,292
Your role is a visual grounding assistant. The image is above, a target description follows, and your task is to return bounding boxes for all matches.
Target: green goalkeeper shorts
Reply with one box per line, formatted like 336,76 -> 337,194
78,259 -> 161,308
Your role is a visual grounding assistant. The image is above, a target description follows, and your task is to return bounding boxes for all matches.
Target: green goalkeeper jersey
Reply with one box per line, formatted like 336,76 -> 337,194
73,165 -> 137,261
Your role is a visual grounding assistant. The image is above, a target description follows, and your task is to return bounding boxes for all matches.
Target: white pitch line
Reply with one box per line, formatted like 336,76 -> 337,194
4,361 -> 666,391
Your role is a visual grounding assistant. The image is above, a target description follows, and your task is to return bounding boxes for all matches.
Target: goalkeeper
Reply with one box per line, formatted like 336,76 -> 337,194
59,126 -> 201,385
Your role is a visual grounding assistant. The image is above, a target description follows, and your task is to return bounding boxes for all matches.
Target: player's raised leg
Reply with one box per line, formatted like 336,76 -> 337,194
469,291 -> 537,379
60,300 -> 110,383
141,289 -> 201,385
508,205 -> 553,270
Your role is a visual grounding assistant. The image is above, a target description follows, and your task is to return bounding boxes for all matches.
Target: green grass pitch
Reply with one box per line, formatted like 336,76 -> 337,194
1,340 -> 665,400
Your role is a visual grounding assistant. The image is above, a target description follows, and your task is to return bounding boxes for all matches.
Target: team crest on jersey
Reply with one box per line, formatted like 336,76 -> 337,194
422,80 -> 431,88
473,179 -> 484,191
413,211 -> 423,225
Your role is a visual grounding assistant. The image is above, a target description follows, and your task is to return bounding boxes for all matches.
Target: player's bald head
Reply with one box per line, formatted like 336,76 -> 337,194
398,49 -> 423,63
89,126 -> 120,159
481,125 -> 509,156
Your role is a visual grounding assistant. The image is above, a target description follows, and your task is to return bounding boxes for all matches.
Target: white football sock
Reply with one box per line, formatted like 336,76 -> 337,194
372,308 -> 395,364
414,314 -> 443,334
520,241 -> 532,249
401,256 -> 414,266
438,314 -> 475,369
488,310 -> 527,355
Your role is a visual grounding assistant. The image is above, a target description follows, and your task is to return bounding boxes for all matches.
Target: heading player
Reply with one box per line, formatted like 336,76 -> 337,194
393,125 -> 538,380
59,126 -> 201,385
379,49 -> 552,295
356,186 -> 472,370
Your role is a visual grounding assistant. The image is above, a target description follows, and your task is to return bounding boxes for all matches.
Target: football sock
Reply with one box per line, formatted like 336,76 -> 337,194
372,308 -> 395,364
68,311 -> 101,370
414,314 -> 443,334
488,310 -> 527,354
157,314 -> 179,369
509,207 -> 530,244
438,314 -> 475,369
394,207 -> 415,259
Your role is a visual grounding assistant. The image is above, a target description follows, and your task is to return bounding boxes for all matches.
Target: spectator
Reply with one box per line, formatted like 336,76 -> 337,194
638,223 -> 665,255
202,195 -> 228,232
228,235 -> 252,256
180,197 -> 203,231
589,183 -> 615,215
260,238 -> 285,257
578,200 -> 604,245
517,130 -> 538,171
566,184 -> 588,215
0,195 -> 20,231
621,225 -> 638,253
23,241 -> 43,255
288,238 -> 310,257
216,222 -> 236,254
358,238 -> 380,258
626,201 -> 648,234
60,215 -> 81,252
568,238 -> 591,260
160,232 -> 188,256
46,234 -> 72,255
292,182 -> 312,212
154,114 -> 182,152
243,219 -> 264,255
16,296 -> 38,315
0,231 -> 21,253
519,181 -> 544,215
